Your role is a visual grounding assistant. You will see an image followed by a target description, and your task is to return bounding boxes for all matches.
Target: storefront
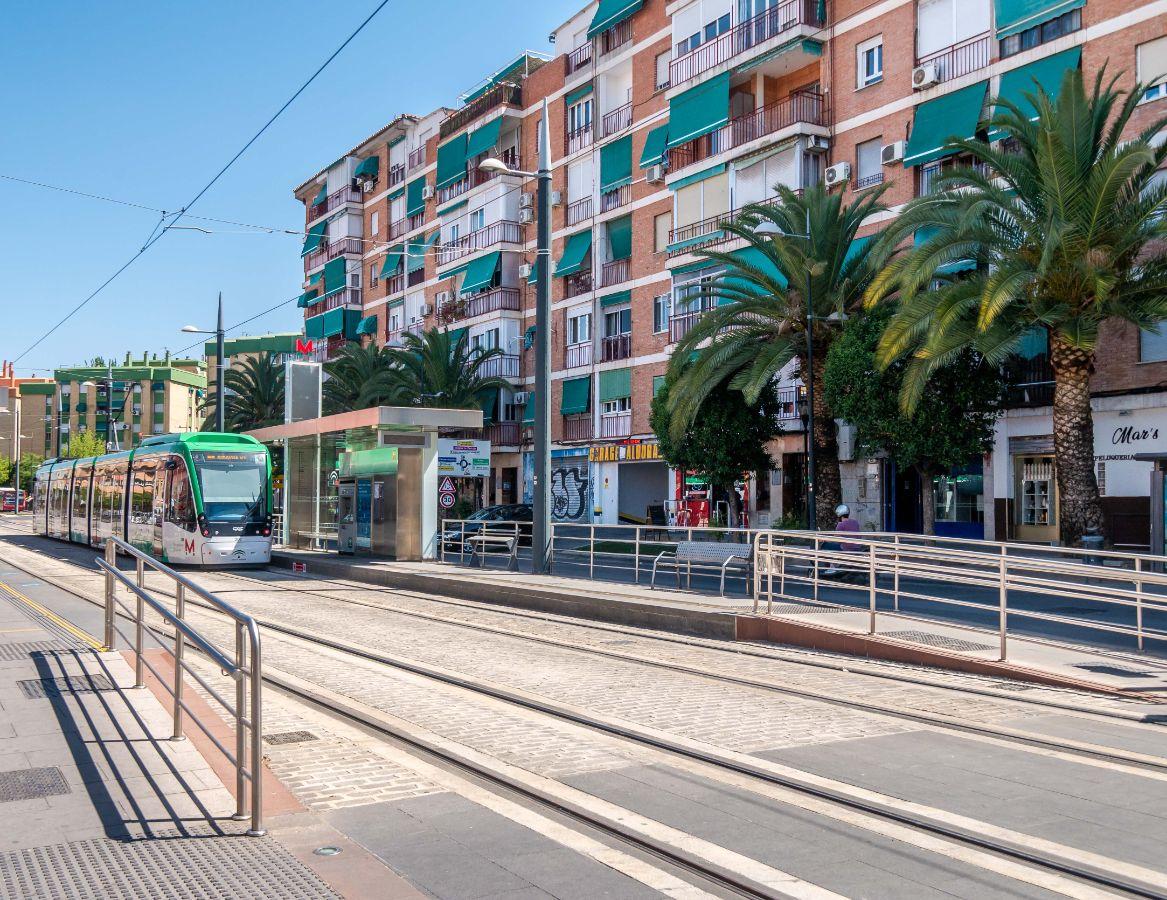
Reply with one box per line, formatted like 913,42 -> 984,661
588,440 -> 668,525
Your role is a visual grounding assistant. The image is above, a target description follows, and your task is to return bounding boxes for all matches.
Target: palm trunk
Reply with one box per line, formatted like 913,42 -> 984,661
1049,336 -> 1104,545
810,346 -> 842,528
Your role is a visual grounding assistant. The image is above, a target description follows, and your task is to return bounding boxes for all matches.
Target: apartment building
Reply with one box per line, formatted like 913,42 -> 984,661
0,362 -> 55,461
292,0 -> 1167,539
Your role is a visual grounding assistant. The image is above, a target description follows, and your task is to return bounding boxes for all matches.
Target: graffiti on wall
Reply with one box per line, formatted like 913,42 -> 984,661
551,464 -> 590,522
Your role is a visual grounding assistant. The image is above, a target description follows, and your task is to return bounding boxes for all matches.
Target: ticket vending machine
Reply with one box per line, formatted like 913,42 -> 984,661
337,481 -> 357,555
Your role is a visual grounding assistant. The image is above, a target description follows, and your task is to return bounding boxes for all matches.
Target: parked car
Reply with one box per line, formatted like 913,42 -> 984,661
442,504 -> 533,552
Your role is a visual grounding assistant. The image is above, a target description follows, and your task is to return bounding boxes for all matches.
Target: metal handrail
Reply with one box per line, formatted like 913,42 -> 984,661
96,537 -> 264,836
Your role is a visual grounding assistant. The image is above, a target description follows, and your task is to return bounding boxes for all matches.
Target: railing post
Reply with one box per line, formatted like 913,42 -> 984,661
813,534 -> 820,603
868,542 -> 877,635
234,622 -> 247,822
171,583 -> 185,741
634,526 -> 641,585
248,626 -> 265,837
1136,557 -> 1145,653
134,557 -> 145,688
103,540 -> 116,650
893,534 -> 900,612
752,533 -> 761,615
998,548 -> 1008,661
589,525 -> 595,580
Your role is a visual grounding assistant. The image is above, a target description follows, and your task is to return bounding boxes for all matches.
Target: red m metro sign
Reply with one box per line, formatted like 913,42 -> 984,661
296,338 -> 316,354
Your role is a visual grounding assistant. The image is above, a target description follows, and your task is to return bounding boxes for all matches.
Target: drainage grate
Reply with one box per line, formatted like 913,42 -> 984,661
883,630 -> 994,652
18,674 -> 116,700
769,603 -> 844,614
263,730 -> 318,746
1074,664 -> 1158,679
0,767 -> 69,803
0,641 -> 80,662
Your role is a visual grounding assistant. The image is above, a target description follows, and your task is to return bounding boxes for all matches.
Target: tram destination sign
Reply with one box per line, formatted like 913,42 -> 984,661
437,439 -> 491,478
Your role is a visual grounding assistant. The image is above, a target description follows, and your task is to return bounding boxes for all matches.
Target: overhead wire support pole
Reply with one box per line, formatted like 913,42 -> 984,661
533,99 -> 553,575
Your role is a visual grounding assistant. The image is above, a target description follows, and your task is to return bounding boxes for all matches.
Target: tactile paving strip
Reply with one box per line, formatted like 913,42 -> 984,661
766,603 -> 845,614
883,630 -> 994,652
262,730 -> 318,746
0,642 -> 78,662
18,675 -> 116,700
0,829 -> 338,899
0,768 -> 69,803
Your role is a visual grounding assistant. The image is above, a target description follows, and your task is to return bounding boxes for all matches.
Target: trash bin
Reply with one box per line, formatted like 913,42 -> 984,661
1080,529 -> 1104,565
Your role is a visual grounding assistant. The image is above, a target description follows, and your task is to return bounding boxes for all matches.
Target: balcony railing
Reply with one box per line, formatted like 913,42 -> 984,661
668,308 -> 707,343
389,217 -> 409,240
565,196 -> 593,226
600,411 -> 632,438
565,124 -> 594,156
308,185 -> 361,221
382,273 -> 405,297
855,172 -> 884,190
601,333 -> 631,361
386,321 -> 426,345
669,89 -> 827,173
565,42 -> 593,77
599,184 -> 630,213
438,177 -> 471,205
388,164 -> 406,189
437,220 -> 523,266
920,158 -> 991,195
667,194 -> 785,256
597,19 -> 633,57
318,288 -> 363,311
440,82 -> 523,138
407,145 -> 426,171
565,270 -> 593,298
776,385 -> 806,421
562,414 -> 593,442
473,353 -> 520,379
670,0 -> 825,88
438,287 -> 521,324
484,422 -> 521,446
917,33 -> 991,84
565,342 -> 593,368
601,102 -> 632,137
600,258 -> 629,287
305,237 -> 364,270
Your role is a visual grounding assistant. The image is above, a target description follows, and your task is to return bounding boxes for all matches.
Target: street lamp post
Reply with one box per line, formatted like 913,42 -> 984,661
0,405 -> 30,508
182,293 -> 226,432
479,99 -> 553,573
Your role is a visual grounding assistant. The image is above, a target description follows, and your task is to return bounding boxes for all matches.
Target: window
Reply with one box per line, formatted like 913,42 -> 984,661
654,213 -> 672,252
371,211 -> 380,235
472,328 -> 500,352
856,36 -> 883,88
371,263 -> 379,284
449,223 -> 460,244
917,0 -> 989,58
1141,321 -> 1167,362
673,269 -> 718,315
1138,37 -> 1167,103
674,171 -> 729,227
602,397 -> 631,413
567,310 -> 592,345
855,138 -> 883,188
605,307 -> 632,336
655,52 -> 671,91
653,294 -> 671,333
390,194 -> 404,223
469,208 -> 485,232
568,97 -> 593,134
1018,457 -> 1055,527
999,8 -> 1080,58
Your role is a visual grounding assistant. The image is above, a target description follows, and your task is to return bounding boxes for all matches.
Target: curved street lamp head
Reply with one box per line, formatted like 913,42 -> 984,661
753,220 -> 786,237
478,158 -> 512,175
180,325 -> 205,334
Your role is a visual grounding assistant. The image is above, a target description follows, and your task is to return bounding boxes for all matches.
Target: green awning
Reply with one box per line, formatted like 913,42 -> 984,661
607,216 -> 632,261
587,0 -> 643,38
914,227 -> 976,275
523,325 -> 536,349
466,117 -> 504,160
527,258 -> 543,284
671,162 -> 726,190
305,313 -> 325,340
406,178 -> 426,217
301,221 -> 327,257
478,389 -> 498,424
722,246 -> 788,304
387,296 -> 405,308
436,133 -> 469,190
311,184 -> 327,205
555,230 -> 593,277
995,0 -> 1084,38
355,315 -> 378,336
667,72 -> 730,148
522,392 -> 536,424
388,187 -> 405,201
297,289 -> 319,308
639,124 -> 669,169
989,47 -> 1081,139
903,80 -> 988,167
460,251 -> 501,294
406,238 -> 427,274
667,231 -> 725,255
599,368 -> 631,402
600,135 -> 633,193
354,156 -> 379,179
653,375 -> 665,397
308,271 -> 323,286
843,234 -> 876,267
561,376 -> 591,415
565,83 -> 594,106
441,199 -> 469,216
380,245 -> 404,277
319,307 -> 362,340
322,257 -> 348,297
600,290 -> 631,308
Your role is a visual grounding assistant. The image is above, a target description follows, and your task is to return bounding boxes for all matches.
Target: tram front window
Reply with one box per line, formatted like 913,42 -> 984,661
191,451 -> 267,523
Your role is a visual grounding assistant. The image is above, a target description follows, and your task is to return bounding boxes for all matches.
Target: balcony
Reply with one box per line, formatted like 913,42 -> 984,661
668,89 -> 827,174
565,123 -> 594,156
599,184 -> 630,214
308,185 -> 361,221
667,194 -> 785,256
407,145 -> 426,171
484,421 -> 521,446
473,353 -> 520,379
562,414 -> 593,442
437,287 -> 520,324
668,309 -> 706,343
318,288 -> 363,311
565,196 -> 593,227
440,82 -> 522,139
600,411 -> 632,439
388,163 -> 406,189
670,0 -> 825,88
600,258 -> 629,287
596,19 -> 632,57
437,220 -> 523,267
382,273 -> 405,297
601,102 -> 632,137
304,237 -> 364,271
389,217 -> 409,240
386,321 -> 426,345
565,271 -> 593,299
919,158 -> 991,196
601,333 -> 631,361
776,385 -> 806,422
438,148 -> 519,205
408,268 -> 426,288
565,342 -> 593,368
917,33 -> 991,84
565,42 -> 592,77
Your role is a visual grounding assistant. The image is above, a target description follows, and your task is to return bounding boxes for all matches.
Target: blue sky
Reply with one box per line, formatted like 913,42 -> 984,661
1,0 -> 582,375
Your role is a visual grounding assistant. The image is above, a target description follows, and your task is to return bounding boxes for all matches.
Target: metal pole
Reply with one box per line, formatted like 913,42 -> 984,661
998,549 -> 1008,661
248,628 -> 265,836
868,542 -> 877,635
634,526 -> 641,585
893,533 -> 900,612
12,402 -> 19,510
813,534 -> 820,602
589,525 -> 595,580
134,558 -> 145,688
532,99 -> 553,574
1136,557 -> 1144,653
216,293 -> 226,434
172,583 -> 185,741
234,623 -> 247,821
103,540 -> 116,649
804,218 -> 817,531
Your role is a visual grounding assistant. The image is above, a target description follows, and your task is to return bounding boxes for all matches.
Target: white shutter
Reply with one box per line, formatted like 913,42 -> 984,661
1139,37 -> 1167,83
954,0 -> 989,44
766,145 -> 798,193
675,182 -> 703,227
567,160 -> 592,203
916,0 -> 954,57
390,196 -> 405,222
389,140 -> 407,168
734,159 -> 767,208
702,172 -> 730,219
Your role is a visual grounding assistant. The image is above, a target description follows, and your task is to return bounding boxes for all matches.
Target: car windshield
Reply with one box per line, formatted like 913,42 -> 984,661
192,451 -> 267,523
467,507 -> 505,521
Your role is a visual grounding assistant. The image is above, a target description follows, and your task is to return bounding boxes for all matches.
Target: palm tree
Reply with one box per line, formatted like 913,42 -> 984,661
322,342 -> 408,414
202,351 -> 286,432
389,328 -> 512,409
867,68 -> 1167,544
665,183 -> 889,526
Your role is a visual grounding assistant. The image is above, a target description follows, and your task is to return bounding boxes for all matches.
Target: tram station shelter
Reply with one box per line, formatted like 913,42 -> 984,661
246,405 -> 482,559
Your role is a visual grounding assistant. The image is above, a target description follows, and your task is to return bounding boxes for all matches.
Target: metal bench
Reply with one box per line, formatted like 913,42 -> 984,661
465,531 -> 519,571
651,541 -> 752,596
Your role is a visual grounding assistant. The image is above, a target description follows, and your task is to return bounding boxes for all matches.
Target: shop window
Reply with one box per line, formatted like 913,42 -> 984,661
1019,457 -> 1054,527
932,467 -> 984,525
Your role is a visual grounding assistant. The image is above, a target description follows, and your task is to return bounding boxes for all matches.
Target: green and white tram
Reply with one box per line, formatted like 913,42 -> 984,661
33,433 -> 273,566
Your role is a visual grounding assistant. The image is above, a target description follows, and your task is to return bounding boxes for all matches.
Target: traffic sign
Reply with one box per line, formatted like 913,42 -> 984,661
438,475 -> 456,494
438,492 -> 456,509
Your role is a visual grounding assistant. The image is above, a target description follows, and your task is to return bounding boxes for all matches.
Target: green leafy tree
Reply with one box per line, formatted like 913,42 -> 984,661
322,343 -> 407,414
0,455 -> 12,488
867,69 -> 1167,544
63,431 -> 108,459
664,182 -> 889,526
18,452 -> 42,495
651,374 -> 782,528
202,351 -> 286,431
823,307 -> 1002,534
389,328 -> 512,409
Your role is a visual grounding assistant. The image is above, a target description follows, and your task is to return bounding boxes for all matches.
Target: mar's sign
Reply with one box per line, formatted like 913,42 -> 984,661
437,439 -> 491,478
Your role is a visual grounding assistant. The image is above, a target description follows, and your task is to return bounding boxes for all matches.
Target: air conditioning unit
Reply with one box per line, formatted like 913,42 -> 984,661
646,164 -> 665,183
513,391 -> 531,405
519,192 -> 534,209
435,291 -> 452,306
881,140 -> 905,165
824,161 -> 851,187
519,208 -> 536,225
551,190 -> 564,206
518,263 -> 533,279
912,63 -> 939,90
422,184 -> 435,200
419,303 -> 433,316
805,135 -> 830,154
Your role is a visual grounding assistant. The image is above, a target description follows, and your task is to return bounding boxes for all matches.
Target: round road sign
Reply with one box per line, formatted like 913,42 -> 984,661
439,492 -> 456,509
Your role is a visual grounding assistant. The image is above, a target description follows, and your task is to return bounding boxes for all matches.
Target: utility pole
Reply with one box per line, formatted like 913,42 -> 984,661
532,100 -> 553,574
216,293 -> 226,433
